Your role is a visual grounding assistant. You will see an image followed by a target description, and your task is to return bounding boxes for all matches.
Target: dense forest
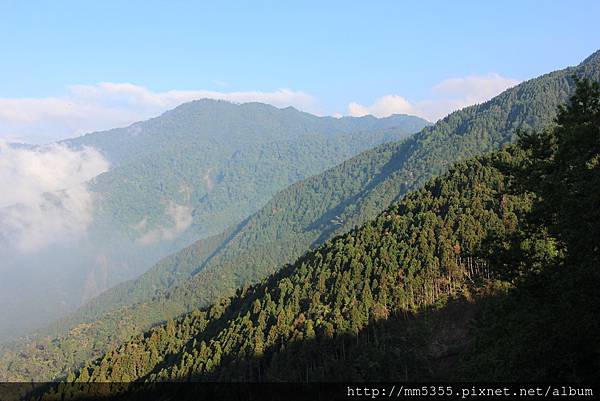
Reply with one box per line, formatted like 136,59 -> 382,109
1,50 -> 598,383
35,78 -> 600,401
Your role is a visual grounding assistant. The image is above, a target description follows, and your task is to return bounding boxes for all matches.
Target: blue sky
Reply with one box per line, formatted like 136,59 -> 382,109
1,0 -> 599,143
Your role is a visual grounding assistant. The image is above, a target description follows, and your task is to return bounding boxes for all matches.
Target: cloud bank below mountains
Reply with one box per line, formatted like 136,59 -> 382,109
0,142 -> 109,252
348,73 -> 520,121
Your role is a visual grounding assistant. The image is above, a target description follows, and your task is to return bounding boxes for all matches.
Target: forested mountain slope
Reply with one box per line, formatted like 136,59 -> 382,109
2,50 -> 598,383
52,78 -> 599,392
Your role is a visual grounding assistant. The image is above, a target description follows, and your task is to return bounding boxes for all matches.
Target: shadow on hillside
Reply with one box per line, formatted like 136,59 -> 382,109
23,263 -> 600,401
192,297 -> 480,384
23,297 -> 481,401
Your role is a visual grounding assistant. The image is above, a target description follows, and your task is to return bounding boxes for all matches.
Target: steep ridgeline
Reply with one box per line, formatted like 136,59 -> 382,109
2,50 -> 598,382
54,79 -> 600,390
0,101 -> 428,343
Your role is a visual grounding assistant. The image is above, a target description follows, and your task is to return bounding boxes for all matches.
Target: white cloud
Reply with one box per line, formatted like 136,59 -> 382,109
349,95 -> 414,118
0,142 -> 109,251
431,73 -> 518,99
136,202 -> 193,246
348,73 -> 520,122
0,84 -> 318,144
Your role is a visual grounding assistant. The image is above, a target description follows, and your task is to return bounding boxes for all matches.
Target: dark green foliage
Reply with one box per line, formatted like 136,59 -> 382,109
520,77 -> 600,264
460,78 -> 600,381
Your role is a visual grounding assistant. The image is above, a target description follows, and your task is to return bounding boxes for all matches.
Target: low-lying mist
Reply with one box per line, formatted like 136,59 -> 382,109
0,141 -> 198,342
0,142 -> 112,340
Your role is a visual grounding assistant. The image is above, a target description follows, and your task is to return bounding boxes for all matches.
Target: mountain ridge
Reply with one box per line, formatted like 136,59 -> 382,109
65,99 -> 429,165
